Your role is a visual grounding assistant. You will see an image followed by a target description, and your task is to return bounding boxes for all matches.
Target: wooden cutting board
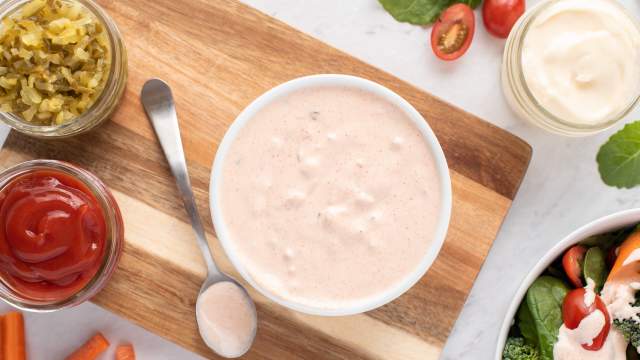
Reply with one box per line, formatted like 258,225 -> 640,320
0,0 -> 531,358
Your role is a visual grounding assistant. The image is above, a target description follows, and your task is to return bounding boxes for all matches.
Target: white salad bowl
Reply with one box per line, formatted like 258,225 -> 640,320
209,74 -> 452,316
495,208 -> 640,359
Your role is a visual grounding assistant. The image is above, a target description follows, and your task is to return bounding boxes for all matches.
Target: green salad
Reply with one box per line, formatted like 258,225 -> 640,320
504,226 -> 640,360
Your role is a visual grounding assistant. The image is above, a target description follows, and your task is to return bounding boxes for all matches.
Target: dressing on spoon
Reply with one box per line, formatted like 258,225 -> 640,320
197,281 -> 257,358
141,78 -> 257,358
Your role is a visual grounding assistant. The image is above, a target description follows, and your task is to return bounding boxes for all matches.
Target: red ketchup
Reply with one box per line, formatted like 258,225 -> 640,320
0,170 -> 106,301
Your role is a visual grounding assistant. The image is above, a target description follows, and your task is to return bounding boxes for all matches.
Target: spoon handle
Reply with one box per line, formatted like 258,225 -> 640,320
141,79 -> 220,277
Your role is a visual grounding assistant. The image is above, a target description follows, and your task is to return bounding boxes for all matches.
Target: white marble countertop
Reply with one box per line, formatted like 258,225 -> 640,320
6,0 -> 640,358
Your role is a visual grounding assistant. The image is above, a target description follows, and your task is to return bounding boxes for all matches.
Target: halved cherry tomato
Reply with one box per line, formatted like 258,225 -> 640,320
562,288 -> 611,351
430,4 -> 475,61
563,245 -> 587,288
482,0 -> 525,38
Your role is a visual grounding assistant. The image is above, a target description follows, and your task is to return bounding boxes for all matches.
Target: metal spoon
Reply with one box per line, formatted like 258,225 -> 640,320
141,79 -> 257,358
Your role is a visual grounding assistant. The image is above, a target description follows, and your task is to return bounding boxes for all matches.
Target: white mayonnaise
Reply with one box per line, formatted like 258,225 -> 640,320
554,310 -> 626,360
521,0 -> 640,126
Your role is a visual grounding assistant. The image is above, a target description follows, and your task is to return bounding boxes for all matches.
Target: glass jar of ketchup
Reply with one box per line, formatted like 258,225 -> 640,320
0,160 -> 124,311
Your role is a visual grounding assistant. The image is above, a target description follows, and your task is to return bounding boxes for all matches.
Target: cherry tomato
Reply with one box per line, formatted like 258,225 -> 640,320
482,0 -> 525,38
562,288 -> 611,351
430,4 -> 475,61
562,245 -> 587,288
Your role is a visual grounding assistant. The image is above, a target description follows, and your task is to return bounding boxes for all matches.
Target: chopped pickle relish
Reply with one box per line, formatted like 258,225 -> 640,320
0,0 -> 111,125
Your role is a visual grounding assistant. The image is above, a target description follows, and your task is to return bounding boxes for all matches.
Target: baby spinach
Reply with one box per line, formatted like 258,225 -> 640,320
378,0 -> 481,25
581,226 -> 634,251
517,301 -> 538,347
583,247 -> 606,292
597,121 -> 640,188
521,276 -> 569,360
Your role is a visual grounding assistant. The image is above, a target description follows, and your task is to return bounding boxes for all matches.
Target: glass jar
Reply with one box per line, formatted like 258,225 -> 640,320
0,0 -> 127,138
502,0 -> 640,136
0,160 -> 124,311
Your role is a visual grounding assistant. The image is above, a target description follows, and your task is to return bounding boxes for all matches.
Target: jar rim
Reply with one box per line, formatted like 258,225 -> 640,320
0,0 -> 128,138
506,0 -> 640,135
0,160 -> 124,312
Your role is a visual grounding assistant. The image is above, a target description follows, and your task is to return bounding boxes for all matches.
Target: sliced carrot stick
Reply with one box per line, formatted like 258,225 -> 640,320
115,344 -> 136,360
609,229 -> 640,281
3,312 -> 26,360
0,315 -> 4,358
65,332 -> 110,360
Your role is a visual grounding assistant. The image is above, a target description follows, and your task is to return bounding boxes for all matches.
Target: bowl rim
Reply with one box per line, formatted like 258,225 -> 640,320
494,208 -> 640,359
208,74 -> 453,316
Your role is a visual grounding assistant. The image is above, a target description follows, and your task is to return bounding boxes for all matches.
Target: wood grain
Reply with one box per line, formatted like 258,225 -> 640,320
0,0 -> 531,358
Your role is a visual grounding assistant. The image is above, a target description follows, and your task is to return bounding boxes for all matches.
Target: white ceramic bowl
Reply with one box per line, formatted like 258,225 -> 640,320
209,74 -> 452,316
495,208 -> 640,359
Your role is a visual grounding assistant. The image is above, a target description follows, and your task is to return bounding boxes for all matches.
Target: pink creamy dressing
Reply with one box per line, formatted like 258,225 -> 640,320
554,310 -> 627,360
605,248 -> 640,321
220,85 -> 442,309
196,281 -> 257,358
554,278 -> 626,360
554,249 -> 640,359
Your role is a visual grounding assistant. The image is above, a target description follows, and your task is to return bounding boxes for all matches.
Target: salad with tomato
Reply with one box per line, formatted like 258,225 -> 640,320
504,226 -> 640,360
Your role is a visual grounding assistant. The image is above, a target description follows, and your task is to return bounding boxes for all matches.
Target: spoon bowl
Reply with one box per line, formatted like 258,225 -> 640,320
196,279 -> 257,358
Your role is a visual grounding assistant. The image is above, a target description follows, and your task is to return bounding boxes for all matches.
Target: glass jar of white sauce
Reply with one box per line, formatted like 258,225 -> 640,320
502,0 -> 640,136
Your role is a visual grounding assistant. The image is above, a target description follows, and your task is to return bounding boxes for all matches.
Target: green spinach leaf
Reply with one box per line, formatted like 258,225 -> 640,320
583,247 -> 606,292
581,227 -> 634,251
517,301 -> 538,347
597,121 -> 640,188
378,0 -> 481,25
524,276 -> 569,360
